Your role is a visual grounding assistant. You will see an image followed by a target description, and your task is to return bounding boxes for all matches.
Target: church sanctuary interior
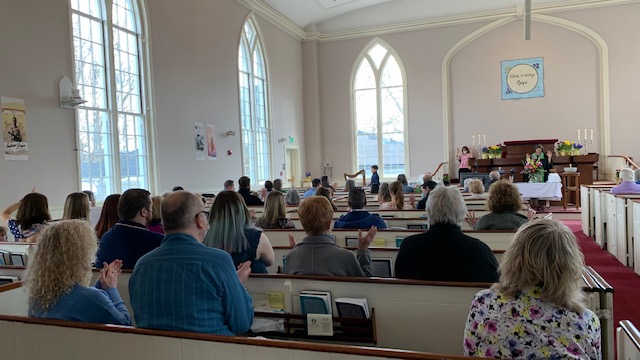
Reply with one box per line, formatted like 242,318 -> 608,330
2,0 -> 640,359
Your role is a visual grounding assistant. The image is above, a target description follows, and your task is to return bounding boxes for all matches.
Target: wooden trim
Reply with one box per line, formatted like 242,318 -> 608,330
0,241 -> 36,245
620,320 -> 640,351
0,265 -> 26,270
248,273 -> 493,288
0,314 -> 479,359
263,228 -> 516,234
0,280 -> 23,292
586,266 -> 614,292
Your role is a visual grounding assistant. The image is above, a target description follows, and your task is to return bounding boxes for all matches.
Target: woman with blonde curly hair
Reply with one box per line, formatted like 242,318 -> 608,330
471,181 -> 529,230
255,191 -> 295,229
26,220 -> 130,325
463,219 -> 600,359
61,192 -> 91,221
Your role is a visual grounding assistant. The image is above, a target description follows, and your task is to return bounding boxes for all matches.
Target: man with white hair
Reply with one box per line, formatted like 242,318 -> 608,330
610,168 -> 640,194
394,186 -> 499,282
489,170 -> 501,184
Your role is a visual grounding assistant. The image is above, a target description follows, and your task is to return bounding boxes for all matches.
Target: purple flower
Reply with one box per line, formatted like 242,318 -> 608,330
464,338 -> 477,352
530,306 -> 543,319
485,320 -> 498,333
567,344 -> 582,355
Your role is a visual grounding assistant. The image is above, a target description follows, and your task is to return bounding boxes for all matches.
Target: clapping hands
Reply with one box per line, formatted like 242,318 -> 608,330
99,259 -> 123,289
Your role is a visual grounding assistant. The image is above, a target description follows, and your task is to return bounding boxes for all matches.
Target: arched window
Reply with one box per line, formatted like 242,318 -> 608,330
353,41 -> 407,180
238,17 -> 271,184
70,0 -> 152,200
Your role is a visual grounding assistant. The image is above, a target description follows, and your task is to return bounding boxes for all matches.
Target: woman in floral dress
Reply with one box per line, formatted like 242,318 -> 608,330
463,219 -> 601,359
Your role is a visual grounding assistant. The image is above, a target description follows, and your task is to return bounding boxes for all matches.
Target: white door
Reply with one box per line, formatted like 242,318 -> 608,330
285,146 -> 300,188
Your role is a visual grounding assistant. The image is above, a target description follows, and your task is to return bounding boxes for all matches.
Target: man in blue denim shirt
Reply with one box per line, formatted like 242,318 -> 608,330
129,191 -> 253,335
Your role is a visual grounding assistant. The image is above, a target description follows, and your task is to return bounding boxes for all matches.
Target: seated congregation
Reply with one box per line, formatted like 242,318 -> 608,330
0,175 -> 603,359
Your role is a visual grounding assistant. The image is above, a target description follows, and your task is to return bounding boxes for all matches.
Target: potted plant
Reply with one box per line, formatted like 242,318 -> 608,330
556,140 -> 574,156
521,158 -> 545,183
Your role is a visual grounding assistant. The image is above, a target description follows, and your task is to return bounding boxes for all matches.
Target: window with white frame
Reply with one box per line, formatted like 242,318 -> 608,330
70,0 -> 151,200
238,17 -> 271,184
353,41 -> 407,180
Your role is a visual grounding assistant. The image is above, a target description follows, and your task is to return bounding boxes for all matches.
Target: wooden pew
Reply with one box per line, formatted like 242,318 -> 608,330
610,194 -> 640,267
0,242 -> 35,266
0,269 -> 611,359
268,246 -> 505,275
0,313 -> 483,359
617,320 -> 640,360
262,229 -> 517,251
585,266 -> 615,360
580,184 -> 615,238
635,201 -> 640,276
593,187 -> 612,248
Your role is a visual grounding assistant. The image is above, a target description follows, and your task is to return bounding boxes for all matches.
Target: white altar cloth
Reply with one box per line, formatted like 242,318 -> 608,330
514,182 -> 563,200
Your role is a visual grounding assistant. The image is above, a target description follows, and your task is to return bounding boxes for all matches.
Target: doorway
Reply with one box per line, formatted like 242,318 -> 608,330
285,146 -> 300,188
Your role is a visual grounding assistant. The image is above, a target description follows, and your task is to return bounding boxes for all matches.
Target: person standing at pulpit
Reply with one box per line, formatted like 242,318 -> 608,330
526,144 -> 553,182
456,146 -> 472,179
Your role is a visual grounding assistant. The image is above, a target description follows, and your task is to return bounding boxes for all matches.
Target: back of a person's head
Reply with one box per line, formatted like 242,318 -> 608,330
344,179 -> 355,192
312,178 -> 321,187
321,175 -> 329,182
621,168 -> 635,182
204,190 -> 249,253
263,191 -> 286,225
496,219 -> 585,313
0,226 -> 7,237
150,196 -> 163,222
315,186 -> 332,201
468,179 -> 484,195
161,191 -> 201,232
636,168 -> 640,182
26,220 -> 96,311
463,178 -> 473,190
379,182 -> 391,202
95,194 -> 121,239
487,181 -> 522,213
298,196 -> 333,236
286,189 -> 301,205
348,188 -> 367,210
238,176 -> 251,189
273,179 -> 283,190
489,171 -> 500,181
422,181 -> 437,191
81,190 -> 95,203
224,180 -> 234,189
389,181 -> 405,209
172,186 -> 184,191
264,180 -> 273,190
397,174 -> 408,185
425,186 -> 466,225
17,193 -> 51,230
62,192 -> 90,220
422,173 -> 433,183
118,188 -> 150,220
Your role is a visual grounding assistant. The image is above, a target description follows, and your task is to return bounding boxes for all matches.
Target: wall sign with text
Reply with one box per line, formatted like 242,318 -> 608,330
501,57 -> 544,100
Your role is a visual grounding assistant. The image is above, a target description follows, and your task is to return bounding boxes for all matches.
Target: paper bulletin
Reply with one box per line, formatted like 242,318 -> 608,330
206,124 -> 217,160
1,97 -> 28,160
194,122 -> 205,160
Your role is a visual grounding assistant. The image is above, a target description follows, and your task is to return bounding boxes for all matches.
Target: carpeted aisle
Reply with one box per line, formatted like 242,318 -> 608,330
563,220 -> 640,327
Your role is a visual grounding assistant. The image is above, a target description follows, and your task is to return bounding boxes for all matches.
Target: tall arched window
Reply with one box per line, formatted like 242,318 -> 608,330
238,17 -> 271,184
353,41 -> 407,180
70,0 -> 152,200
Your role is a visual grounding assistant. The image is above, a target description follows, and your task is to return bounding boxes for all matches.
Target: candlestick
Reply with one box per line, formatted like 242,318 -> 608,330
483,135 -> 486,146
472,135 -> 475,146
590,128 -> 593,141
578,129 -> 580,141
584,128 -> 587,140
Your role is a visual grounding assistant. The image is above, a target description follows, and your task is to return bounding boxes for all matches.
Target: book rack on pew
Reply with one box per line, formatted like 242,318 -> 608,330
252,308 -> 376,345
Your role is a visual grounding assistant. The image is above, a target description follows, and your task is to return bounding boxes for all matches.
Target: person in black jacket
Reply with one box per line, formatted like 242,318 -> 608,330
394,186 -> 499,283
237,176 -> 264,206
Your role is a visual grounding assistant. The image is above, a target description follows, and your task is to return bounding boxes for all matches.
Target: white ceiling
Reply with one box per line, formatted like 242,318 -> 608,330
260,0 -> 588,33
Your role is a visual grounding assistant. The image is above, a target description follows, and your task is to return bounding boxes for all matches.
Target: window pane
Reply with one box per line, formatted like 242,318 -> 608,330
113,0 -> 137,32
367,44 -> 387,69
381,55 -> 402,87
381,87 -> 404,134
118,114 -> 148,191
355,89 -> 377,133
355,59 -> 375,90
382,133 -> 405,178
357,134 -> 378,175
77,109 -> 113,200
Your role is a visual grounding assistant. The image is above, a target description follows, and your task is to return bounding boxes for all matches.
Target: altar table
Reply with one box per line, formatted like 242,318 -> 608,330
515,182 -> 563,201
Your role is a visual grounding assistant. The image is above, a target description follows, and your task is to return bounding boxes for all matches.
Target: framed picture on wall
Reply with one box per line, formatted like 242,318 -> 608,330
501,57 -> 544,100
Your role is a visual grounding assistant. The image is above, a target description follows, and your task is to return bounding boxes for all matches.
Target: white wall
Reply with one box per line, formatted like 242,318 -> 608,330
314,3 -> 640,181
0,0 -> 306,211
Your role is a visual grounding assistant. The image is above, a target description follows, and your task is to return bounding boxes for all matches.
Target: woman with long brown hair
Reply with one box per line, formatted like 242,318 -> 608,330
1,190 -> 51,242
94,194 -> 121,240
379,181 -> 414,210
61,192 -> 91,221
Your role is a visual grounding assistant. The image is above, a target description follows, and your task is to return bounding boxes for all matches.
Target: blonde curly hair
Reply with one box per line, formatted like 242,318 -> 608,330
26,220 -> 97,312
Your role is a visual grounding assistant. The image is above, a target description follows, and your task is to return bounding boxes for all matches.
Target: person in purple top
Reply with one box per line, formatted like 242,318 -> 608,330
610,168 -> 640,195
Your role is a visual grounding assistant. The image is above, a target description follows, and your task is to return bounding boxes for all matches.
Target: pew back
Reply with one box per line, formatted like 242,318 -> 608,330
617,320 -> 640,360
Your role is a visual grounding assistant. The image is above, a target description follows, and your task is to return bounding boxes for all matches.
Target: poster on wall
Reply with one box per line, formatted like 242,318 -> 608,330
1,97 -> 28,160
206,124 -> 217,160
194,122 -> 205,160
501,57 -> 544,100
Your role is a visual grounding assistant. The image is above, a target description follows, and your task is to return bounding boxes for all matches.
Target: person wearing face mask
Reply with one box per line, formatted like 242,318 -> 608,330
95,189 -> 163,269
456,146 -> 473,179
525,144 -> 554,182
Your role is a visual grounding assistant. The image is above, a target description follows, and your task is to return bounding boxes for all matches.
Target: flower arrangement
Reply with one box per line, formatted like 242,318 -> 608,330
442,173 -> 450,184
305,171 -> 311,182
556,140 -> 575,156
521,158 -> 545,183
488,144 -> 503,158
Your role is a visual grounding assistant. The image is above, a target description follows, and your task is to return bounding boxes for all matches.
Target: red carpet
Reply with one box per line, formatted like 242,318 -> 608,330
564,220 -> 640,327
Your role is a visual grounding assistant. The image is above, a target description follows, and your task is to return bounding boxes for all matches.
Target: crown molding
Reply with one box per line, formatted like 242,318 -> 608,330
236,0 -> 638,43
235,0 -> 306,40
